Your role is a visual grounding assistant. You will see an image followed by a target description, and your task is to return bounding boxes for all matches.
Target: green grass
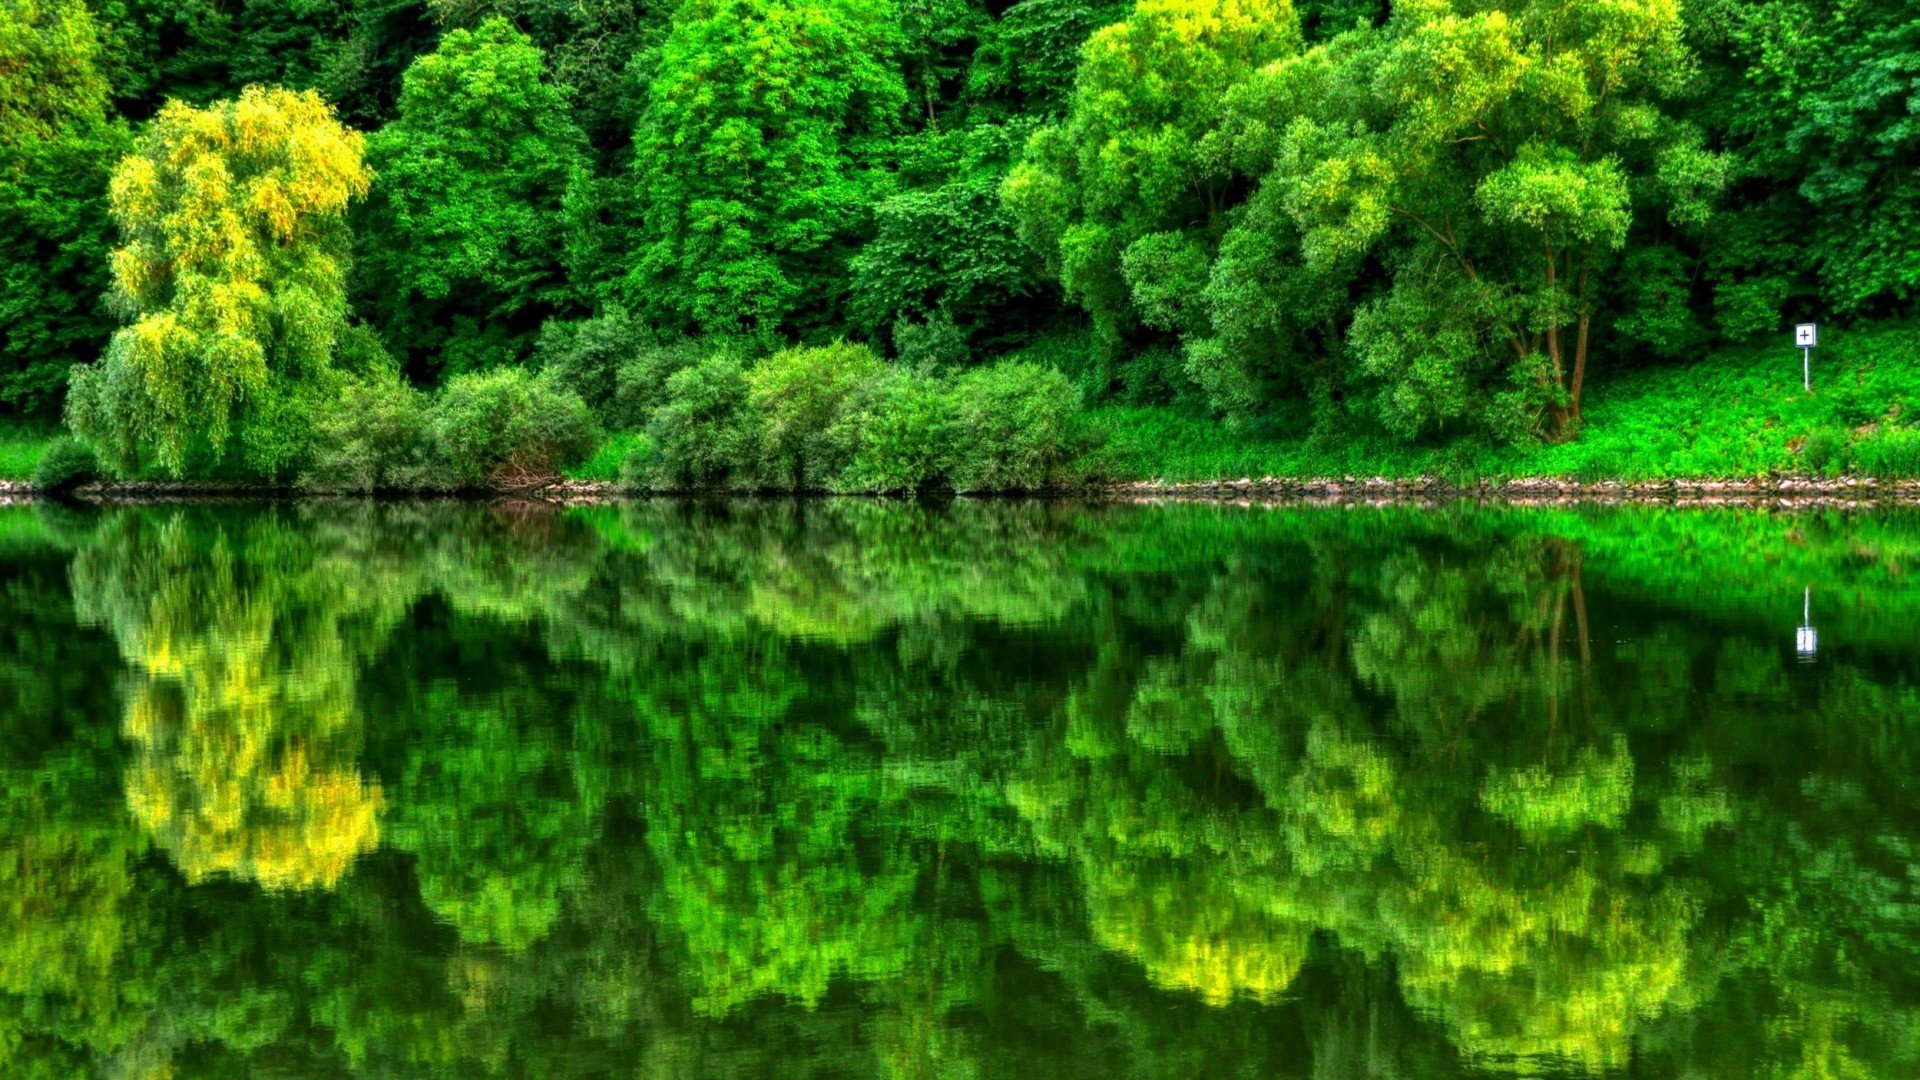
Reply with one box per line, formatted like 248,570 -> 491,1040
0,422 -> 57,481
568,430 -> 651,482
1092,323 -> 1920,483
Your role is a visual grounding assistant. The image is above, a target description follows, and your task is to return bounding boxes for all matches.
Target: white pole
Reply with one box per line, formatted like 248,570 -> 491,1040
1804,586 -> 1810,625
1804,346 -> 1811,392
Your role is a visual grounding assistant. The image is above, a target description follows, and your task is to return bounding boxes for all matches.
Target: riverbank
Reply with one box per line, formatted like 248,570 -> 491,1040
10,474 -> 1920,510
9,324 -> 1918,494
1092,326 -> 1920,484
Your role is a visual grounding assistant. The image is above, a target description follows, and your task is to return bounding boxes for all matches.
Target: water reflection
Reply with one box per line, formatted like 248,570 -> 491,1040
1797,586 -> 1819,662
0,500 -> 1917,1076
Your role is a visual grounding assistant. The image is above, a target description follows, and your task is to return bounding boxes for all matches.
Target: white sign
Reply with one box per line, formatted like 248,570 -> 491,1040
1795,324 -> 1818,391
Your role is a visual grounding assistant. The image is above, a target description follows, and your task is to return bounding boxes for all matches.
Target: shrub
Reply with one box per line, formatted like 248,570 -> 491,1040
32,436 -> 99,493
743,342 -> 885,488
617,438 -> 655,490
300,368 -> 436,492
236,380 -> 328,482
1801,426 -> 1850,476
645,351 -> 751,488
949,361 -> 1090,491
426,368 -> 596,488
1116,343 -> 1190,405
535,308 -> 654,422
892,310 -> 969,368
1853,427 -> 1920,478
614,336 -> 762,431
837,366 -> 958,492
1004,327 -> 1107,399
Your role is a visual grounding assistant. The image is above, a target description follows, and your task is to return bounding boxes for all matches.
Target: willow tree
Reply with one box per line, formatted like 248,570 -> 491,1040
1266,0 -> 1724,440
70,511 -> 402,891
66,86 -> 370,478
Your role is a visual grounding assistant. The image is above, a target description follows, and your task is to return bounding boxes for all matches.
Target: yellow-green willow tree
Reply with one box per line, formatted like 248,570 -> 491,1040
66,86 -> 370,478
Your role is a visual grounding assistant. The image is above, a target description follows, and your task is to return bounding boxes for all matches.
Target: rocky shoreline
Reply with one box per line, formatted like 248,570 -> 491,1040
5,474 -> 1920,508
1105,475 -> 1920,509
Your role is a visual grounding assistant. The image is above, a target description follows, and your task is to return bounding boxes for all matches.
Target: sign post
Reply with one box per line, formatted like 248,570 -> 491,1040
1795,323 -> 1818,392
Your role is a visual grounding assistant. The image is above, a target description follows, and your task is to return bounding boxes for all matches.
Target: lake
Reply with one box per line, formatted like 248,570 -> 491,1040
2,498 -> 1916,1077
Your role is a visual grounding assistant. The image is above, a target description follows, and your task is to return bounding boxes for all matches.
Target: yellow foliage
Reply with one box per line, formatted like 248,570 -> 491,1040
81,519 -> 392,892
1085,858 -> 1309,1006
121,614 -> 385,890
77,86 -> 369,476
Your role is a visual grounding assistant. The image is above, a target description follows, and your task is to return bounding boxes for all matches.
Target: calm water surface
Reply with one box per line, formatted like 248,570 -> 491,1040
2,499 -> 1917,1077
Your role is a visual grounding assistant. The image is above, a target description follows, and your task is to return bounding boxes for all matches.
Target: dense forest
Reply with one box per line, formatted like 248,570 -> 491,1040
2,0 -> 1918,487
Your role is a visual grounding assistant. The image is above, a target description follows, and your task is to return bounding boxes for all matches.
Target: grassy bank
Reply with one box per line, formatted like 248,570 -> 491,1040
1094,325 -> 1920,484
0,423 -> 55,481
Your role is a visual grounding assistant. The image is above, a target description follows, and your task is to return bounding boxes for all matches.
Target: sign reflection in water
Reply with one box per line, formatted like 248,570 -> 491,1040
1797,586 -> 1818,661
0,500 -> 1917,1078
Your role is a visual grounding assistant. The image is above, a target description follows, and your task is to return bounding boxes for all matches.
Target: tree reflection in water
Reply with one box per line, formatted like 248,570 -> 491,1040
0,499 -> 1915,1076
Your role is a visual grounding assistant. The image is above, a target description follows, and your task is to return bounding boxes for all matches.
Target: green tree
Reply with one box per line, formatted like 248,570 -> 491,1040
966,0 -> 1132,117
622,0 -> 907,336
97,0 -> 441,126
357,17 -> 588,376
1688,0 -> 1920,331
1003,0 -> 1303,362
0,0 -> 129,415
849,123 -> 1053,350
1258,0 -> 1725,440
426,0 -> 675,158
65,86 -> 371,478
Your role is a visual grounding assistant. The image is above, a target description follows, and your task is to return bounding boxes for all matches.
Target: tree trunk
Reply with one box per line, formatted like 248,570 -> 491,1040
1570,263 -> 1592,428
1542,248 -> 1572,440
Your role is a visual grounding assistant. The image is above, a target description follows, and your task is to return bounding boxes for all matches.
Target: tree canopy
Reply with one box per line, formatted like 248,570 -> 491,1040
357,17 -> 588,377
2,0 -> 1920,479
66,86 -> 369,477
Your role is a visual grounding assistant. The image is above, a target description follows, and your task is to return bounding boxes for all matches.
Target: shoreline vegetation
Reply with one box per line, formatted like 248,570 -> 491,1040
7,1 -> 1920,496
10,476 -> 1920,509
12,324 -> 1920,498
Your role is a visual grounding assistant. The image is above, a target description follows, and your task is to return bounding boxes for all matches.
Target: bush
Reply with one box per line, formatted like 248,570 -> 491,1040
237,380 -> 330,482
892,310 -> 969,367
1853,426 -> 1920,478
426,368 -> 597,488
949,361 -> 1091,491
535,308 -> 654,422
614,337 -> 760,431
617,438 -> 655,490
32,436 -> 99,493
1801,426 -> 1850,476
1115,343 -> 1191,406
645,351 -> 751,488
300,368 -> 436,492
837,366 -> 958,492
743,342 -> 885,488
